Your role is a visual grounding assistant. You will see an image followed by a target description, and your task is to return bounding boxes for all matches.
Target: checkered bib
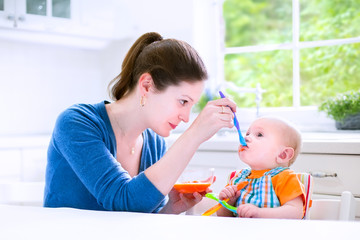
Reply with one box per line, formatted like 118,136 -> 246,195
229,167 -> 289,208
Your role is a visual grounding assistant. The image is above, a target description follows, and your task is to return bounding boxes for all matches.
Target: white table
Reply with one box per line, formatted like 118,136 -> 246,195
0,204 -> 359,240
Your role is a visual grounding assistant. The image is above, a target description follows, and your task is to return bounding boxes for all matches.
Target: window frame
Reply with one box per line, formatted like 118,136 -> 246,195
214,0 -> 360,131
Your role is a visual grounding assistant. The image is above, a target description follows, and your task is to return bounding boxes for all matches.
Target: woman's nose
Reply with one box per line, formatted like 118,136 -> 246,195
179,115 -> 189,123
179,109 -> 191,123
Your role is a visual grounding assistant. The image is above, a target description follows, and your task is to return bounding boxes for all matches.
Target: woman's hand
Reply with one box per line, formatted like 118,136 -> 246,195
159,188 -> 207,214
188,98 -> 237,143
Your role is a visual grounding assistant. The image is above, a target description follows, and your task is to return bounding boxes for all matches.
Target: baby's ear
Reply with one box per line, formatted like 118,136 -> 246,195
276,147 -> 294,165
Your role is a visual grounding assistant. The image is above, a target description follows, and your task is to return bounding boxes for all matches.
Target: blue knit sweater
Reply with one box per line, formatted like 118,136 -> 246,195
44,101 -> 167,212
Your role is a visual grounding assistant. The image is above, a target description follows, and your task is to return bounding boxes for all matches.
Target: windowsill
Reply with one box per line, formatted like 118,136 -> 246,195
166,131 -> 360,155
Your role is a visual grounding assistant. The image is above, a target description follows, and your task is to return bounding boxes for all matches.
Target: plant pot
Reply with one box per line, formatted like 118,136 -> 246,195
335,112 -> 360,130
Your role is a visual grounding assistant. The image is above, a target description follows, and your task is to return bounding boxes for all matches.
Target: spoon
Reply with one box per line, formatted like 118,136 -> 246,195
202,181 -> 248,216
218,91 -> 247,147
205,193 -> 237,213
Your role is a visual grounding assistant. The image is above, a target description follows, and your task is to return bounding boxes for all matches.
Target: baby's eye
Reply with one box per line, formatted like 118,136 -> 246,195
257,132 -> 263,137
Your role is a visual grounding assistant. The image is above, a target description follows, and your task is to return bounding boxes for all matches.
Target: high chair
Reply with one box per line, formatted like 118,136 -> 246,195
187,172 -> 357,221
298,172 -> 357,221
297,172 -> 313,219
187,172 -> 314,217
309,191 -> 356,221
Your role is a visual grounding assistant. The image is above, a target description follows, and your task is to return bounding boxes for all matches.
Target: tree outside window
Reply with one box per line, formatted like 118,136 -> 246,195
222,0 -> 360,109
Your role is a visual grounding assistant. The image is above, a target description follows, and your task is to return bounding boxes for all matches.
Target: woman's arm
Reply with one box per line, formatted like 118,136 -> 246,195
49,105 -> 165,213
145,98 -> 236,196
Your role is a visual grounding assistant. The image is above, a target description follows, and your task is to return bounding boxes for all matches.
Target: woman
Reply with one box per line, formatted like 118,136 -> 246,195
44,32 -> 236,214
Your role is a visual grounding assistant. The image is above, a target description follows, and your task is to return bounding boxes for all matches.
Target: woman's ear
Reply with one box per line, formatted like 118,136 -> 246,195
138,73 -> 153,95
276,147 -> 294,165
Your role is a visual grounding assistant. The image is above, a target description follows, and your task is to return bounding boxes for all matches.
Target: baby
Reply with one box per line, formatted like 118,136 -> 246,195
217,116 -> 305,219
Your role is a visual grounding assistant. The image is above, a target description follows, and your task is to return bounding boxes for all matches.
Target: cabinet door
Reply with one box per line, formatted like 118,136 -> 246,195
0,150 -> 22,182
292,154 -> 360,197
21,148 -> 47,182
20,0 -> 71,18
0,0 -> 74,31
0,0 -> 16,28
16,0 -> 74,31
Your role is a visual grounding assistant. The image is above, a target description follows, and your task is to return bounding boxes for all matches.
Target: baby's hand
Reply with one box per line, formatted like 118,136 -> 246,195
237,204 -> 260,218
219,185 -> 239,201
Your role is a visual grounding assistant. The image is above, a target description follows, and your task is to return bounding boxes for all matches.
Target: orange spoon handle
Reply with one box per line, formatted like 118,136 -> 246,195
202,200 -> 229,216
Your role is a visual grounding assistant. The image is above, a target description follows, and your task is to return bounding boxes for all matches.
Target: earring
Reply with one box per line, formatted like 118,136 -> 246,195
140,96 -> 146,107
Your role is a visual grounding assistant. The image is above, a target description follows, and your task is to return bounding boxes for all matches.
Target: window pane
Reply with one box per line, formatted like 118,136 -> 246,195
0,0 -> 4,11
300,0 -> 360,41
52,0 -> 71,19
300,43 -> 360,106
224,50 -> 293,108
223,0 -> 292,47
27,0 -> 47,16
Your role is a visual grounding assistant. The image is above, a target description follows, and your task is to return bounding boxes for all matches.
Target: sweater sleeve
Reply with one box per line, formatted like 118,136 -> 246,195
52,106 -> 165,212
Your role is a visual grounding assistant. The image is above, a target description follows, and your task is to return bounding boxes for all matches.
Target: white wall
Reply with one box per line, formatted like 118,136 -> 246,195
0,0 -> 202,136
0,39 -> 106,135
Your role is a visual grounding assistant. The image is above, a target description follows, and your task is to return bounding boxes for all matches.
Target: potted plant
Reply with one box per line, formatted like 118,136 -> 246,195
319,90 -> 360,130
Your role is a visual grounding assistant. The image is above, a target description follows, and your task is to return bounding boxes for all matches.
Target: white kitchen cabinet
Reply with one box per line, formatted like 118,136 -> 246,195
0,135 -> 49,182
21,148 -> 47,182
0,149 -> 22,182
0,0 -> 135,48
0,135 -> 49,206
293,154 -> 360,197
0,0 -> 73,31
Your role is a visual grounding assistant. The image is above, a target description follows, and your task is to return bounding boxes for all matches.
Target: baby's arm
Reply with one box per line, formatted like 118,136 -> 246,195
216,185 -> 239,217
237,195 -> 304,219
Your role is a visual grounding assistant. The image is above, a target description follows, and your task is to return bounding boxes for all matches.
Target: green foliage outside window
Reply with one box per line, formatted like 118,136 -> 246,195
223,0 -> 360,108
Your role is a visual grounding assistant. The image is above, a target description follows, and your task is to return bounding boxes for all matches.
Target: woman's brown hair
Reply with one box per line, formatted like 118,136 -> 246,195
108,32 -> 208,100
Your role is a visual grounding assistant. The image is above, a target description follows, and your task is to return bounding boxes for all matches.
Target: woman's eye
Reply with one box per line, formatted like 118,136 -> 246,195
179,100 -> 188,105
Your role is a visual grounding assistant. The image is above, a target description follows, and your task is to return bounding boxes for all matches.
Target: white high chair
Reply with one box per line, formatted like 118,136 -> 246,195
187,172 -> 357,221
297,173 -> 313,219
309,191 -> 356,221
187,172 -> 315,217
298,172 -> 357,221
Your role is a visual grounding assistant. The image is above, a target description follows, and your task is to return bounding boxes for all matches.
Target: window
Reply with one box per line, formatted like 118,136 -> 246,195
216,0 -> 360,131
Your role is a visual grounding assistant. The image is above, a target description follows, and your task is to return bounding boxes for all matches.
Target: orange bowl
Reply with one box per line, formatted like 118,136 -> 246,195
174,182 -> 212,193
174,168 -> 215,193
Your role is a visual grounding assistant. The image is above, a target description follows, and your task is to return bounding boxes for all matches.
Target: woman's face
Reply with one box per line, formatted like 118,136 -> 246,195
146,80 -> 205,137
238,118 -> 285,170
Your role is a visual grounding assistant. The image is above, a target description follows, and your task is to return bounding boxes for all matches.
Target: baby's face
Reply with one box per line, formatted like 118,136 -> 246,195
238,118 -> 286,170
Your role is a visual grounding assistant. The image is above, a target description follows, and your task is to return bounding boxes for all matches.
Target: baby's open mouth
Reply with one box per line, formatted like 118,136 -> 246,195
239,145 -> 248,152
